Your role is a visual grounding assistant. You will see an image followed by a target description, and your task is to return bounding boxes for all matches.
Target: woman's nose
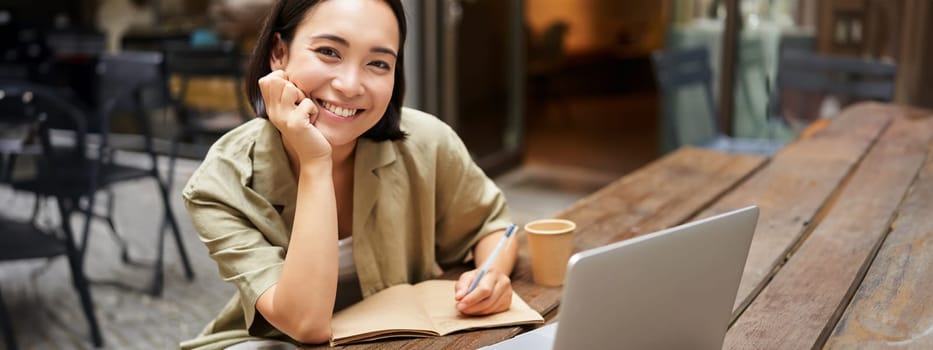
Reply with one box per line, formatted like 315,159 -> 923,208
331,66 -> 365,98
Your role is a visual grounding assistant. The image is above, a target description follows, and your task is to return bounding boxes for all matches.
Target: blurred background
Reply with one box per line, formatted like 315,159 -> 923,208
1,0 -> 932,348
4,0 -> 933,175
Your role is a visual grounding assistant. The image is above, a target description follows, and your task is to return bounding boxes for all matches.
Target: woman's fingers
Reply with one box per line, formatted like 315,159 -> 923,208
295,98 -> 319,125
477,282 -> 512,315
262,73 -> 314,130
257,70 -> 331,161
458,273 -> 494,307
282,81 -> 304,104
259,70 -> 298,124
454,270 -> 479,301
457,272 -> 512,315
258,70 -> 287,102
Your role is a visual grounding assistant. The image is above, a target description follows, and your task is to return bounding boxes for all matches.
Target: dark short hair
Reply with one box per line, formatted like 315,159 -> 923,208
245,0 -> 407,141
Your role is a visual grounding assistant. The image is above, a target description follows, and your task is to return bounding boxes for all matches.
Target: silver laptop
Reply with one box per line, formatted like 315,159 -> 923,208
484,206 -> 759,350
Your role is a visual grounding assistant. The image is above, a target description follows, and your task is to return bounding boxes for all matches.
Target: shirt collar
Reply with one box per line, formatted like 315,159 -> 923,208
355,137 -> 397,175
352,136 -> 397,232
250,119 -> 399,210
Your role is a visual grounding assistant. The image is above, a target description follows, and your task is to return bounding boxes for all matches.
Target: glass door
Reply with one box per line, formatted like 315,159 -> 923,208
425,0 -> 525,176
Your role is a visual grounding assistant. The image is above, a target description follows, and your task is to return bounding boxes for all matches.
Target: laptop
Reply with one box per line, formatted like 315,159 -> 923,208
483,206 -> 759,350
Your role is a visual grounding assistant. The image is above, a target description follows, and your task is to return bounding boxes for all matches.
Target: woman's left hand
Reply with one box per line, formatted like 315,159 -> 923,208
454,269 -> 513,315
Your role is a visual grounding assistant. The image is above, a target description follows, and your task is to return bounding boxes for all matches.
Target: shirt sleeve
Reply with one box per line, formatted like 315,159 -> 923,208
433,124 -> 512,267
182,155 -> 285,336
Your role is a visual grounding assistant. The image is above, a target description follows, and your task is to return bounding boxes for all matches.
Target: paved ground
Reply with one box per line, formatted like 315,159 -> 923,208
0,152 -> 615,349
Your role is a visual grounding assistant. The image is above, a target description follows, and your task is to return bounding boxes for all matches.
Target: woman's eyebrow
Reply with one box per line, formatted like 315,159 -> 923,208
312,34 -> 398,58
371,47 -> 398,59
312,34 -> 350,46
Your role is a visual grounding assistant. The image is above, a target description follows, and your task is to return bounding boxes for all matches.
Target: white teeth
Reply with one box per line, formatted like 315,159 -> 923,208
322,101 -> 357,117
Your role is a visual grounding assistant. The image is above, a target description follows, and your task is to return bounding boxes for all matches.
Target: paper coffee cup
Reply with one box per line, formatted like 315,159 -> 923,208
525,219 -> 576,286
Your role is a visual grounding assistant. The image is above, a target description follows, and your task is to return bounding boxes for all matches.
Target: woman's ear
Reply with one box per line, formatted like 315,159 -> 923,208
270,33 -> 288,70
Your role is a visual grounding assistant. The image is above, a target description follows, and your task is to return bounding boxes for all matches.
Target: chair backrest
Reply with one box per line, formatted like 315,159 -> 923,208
162,40 -> 250,124
43,29 -> 106,107
45,29 -> 106,60
530,21 -> 569,69
0,81 -> 42,161
96,51 -> 167,113
0,80 -> 90,180
0,18 -> 53,82
776,49 -> 897,105
0,64 -> 29,80
652,46 -> 721,148
162,40 -> 242,77
94,51 -> 168,155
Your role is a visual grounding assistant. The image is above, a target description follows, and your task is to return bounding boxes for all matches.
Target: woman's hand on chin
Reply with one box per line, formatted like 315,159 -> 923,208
259,70 -> 332,164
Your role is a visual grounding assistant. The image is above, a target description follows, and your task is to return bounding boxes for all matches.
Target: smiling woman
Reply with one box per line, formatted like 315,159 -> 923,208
180,0 -> 519,349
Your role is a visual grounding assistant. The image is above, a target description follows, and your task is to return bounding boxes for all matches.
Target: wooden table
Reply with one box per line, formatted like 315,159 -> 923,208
319,102 -> 933,349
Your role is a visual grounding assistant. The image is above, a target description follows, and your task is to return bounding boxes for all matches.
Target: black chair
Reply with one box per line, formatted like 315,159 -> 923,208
7,51 -> 195,297
773,49 -> 897,127
0,64 -> 29,80
93,51 -> 196,295
0,81 -> 104,348
163,40 -> 250,157
41,29 -> 107,107
0,287 -> 14,350
652,46 -> 785,156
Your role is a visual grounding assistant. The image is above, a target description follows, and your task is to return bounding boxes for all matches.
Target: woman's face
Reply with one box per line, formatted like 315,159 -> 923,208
270,0 -> 399,148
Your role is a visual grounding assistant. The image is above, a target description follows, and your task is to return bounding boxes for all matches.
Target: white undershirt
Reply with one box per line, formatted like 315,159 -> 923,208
335,236 -> 362,311
337,236 -> 356,280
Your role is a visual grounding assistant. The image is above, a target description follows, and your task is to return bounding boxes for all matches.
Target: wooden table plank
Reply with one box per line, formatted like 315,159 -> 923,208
694,103 -> 892,315
517,146 -> 765,315
556,146 -> 766,249
723,108 -> 933,350
313,146 -> 766,349
824,138 -> 933,349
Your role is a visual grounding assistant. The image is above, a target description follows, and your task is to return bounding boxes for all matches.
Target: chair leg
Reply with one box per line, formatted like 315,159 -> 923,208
0,289 -> 18,350
148,224 -> 166,297
76,169 -> 103,265
56,198 -> 104,347
163,146 -> 194,280
146,146 -> 194,297
103,189 -> 132,263
159,184 -> 194,277
77,193 -> 98,264
28,194 -> 44,228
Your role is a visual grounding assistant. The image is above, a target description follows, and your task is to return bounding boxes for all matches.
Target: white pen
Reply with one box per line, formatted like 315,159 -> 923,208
466,224 -> 517,295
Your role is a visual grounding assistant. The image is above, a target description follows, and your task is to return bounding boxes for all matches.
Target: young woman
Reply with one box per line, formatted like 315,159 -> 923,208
180,0 -> 517,348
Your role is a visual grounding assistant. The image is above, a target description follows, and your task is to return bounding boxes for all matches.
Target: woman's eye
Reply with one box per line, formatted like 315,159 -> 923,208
369,60 -> 391,70
315,47 -> 339,58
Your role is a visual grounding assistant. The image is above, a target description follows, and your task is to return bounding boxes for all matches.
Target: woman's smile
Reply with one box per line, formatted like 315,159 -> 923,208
316,98 -> 365,119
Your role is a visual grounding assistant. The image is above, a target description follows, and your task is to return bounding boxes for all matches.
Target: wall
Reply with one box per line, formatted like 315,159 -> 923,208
525,0 -> 667,57
401,0 -> 421,109
818,0 -> 933,107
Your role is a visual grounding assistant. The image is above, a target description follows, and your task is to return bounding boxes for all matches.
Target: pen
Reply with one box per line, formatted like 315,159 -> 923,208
466,224 -> 517,295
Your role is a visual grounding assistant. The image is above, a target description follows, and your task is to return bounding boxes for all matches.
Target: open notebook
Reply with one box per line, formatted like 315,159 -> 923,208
330,280 -> 544,346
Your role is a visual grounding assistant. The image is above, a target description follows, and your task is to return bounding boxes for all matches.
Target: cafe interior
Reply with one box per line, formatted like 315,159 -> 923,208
1,0 -> 931,348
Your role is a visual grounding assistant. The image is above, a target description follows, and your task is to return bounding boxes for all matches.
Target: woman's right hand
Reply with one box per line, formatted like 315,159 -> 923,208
258,70 -> 332,164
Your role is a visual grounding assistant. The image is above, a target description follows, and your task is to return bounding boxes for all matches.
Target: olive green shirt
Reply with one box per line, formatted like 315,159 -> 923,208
180,108 -> 511,349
